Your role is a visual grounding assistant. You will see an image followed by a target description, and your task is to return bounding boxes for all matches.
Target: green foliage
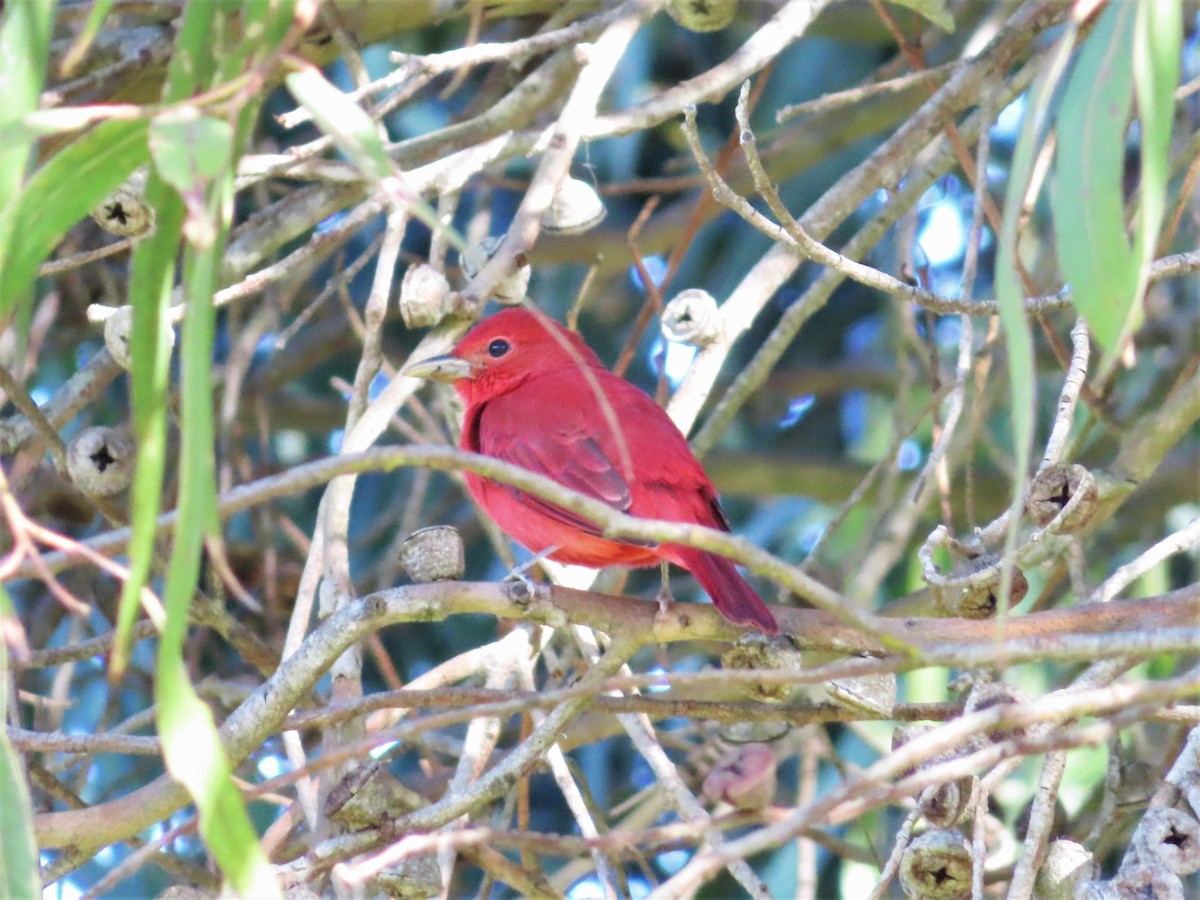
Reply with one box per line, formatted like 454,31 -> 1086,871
1052,1 -> 1180,378
0,591 -> 39,900
0,120 -> 150,321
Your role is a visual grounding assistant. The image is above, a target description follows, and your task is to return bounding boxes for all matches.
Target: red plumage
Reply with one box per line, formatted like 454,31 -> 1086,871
426,307 -> 777,634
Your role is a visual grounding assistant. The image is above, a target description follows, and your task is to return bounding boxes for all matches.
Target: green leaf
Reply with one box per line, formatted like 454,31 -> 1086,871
1126,0 -> 1181,373
0,0 -> 56,207
1134,2 -> 1181,250
1051,3 -> 1138,358
149,109 -> 236,193
0,119 -> 150,321
58,0 -> 117,77
0,733 -> 40,900
285,66 -> 462,250
143,4 -> 281,891
112,175 -> 182,678
285,66 -> 395,182
995,23 -> 1079,618
157,168 -> 279,898
885,0 -> 954,31
0,588 -> 40,900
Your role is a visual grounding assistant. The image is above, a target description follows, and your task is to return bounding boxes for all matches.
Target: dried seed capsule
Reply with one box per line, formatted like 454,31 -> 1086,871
920,776 -> 980,830
91,169 -> 155,238
400,526 -> 465,582
460,236 -> 530,303
721,632 -> 803,703
927,551 -> 1028,619
1096,864 -> 1184,900
826,669 -> 896,717
667,0 -> 738,32
371,852 -> 441,899
399,264 -> 453,329
1027,463 -> 1097,533
662,288 -> 721,347
1034,840 -> 1095,900
891,723 -> 978,829
101,305 -> 175,371
67,426 -> 135,497
899,829 -> 972,899
702,743 -> 776,810
1132,807 -> 1200,875
963,682 -> 1032,745
541,177 -> 606,235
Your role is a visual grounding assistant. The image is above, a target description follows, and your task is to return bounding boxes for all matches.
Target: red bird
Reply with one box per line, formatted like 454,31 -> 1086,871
406,307 -> 778,634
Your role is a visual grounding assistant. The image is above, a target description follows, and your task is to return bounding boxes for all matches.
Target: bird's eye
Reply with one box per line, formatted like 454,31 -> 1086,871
487,338 -> 510,358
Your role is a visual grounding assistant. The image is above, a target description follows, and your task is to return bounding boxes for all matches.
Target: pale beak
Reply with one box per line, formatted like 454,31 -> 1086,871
402,354 -> 475,383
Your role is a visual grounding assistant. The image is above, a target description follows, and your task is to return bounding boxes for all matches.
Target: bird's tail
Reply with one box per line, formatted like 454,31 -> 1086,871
671,547 -> 779,634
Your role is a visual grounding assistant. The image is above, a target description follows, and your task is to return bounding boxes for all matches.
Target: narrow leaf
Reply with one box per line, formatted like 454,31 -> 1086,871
285,66 -> 394,182
285,66 -> 462,249
111,175 -> 181,678
994,25 -> 1079,618
0,588 -> 40,900
115,0 -> 225,672
1051,3 -> 1138,355
0,119 -> 149,321
148,4 -> 281,892
0,0 -> 56,205
157,170 -> 280,898
58,0 -> 118,77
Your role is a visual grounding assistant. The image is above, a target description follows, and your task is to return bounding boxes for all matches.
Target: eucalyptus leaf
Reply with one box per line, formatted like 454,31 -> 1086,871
0,120 -> 150,320
1051,3 -> 1138,357
0,588 -> 39,900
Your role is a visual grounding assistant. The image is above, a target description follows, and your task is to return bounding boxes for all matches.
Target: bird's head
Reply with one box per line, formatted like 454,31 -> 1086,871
403,307 -> 603,404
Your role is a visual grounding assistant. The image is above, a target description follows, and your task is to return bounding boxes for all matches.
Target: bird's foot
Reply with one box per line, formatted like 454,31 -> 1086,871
503,547 -> 558,600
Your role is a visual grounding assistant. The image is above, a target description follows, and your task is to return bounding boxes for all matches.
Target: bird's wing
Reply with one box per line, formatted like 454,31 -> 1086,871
476,396 -> 634,538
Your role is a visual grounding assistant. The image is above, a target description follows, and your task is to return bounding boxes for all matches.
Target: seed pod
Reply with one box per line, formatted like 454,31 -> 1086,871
1096,864 -> 1185,900
1027,463 -> 1097,533
891,723 -> 978,828
899,829 -> 972,899
91,169 -> 155,238
400,526 -> 465,582
721,632 -> 803,703
927,551 -> 1028,619
1132,807 -> 1200,875
702,743 -> 776,810
541,177 -> 606,235
920,776 -> 980,830
67,426 -> 135,497
717,719 -> 790,744
826,669 -> 896,717
963,682 -> 1032,745
371,852 -> 441,899
101,305 -> 175,371
399,263 -> 453,329
662,288 -> 721,347
460,235 -> 530,303
1034,840 -> 1095,900
667,0 -> 738,32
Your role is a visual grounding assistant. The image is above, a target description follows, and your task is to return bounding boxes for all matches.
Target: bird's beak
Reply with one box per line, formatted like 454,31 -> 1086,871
402,354 -> 476,383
